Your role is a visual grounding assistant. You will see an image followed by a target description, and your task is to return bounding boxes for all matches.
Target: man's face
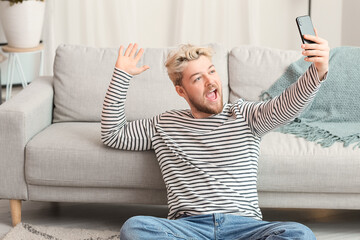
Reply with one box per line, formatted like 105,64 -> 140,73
176,56 -> 223,118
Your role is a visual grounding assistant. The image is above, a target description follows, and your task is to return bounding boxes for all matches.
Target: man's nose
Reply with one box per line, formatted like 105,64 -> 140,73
204,74 -> 215,87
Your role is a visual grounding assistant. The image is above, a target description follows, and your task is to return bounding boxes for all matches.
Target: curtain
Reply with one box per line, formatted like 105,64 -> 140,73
42,0 -> 309,75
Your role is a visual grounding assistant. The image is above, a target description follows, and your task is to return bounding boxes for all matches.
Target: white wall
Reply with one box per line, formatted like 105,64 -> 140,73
341,0 -> 360,46
312,0 -> 343,48
257,0 -> 308,50
47,0 -> 311,50
44,0 -> 352,50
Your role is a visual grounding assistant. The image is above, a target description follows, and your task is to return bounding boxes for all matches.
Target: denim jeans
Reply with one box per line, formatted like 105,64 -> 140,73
120,213 -> 316,240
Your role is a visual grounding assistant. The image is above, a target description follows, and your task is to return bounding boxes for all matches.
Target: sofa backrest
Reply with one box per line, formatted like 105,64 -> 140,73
228,46 -> 302,102
53,44 -> 229,122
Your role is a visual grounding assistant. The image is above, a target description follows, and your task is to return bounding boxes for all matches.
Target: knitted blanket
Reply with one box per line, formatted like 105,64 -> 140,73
261,46 -> 360,148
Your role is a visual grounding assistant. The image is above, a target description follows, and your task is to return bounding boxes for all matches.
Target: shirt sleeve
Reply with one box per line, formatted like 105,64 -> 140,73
238,64 -> 324,137
101,68 -> 157,150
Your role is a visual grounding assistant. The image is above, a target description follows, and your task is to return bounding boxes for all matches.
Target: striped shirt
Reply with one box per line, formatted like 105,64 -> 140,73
101,64 -> 322,220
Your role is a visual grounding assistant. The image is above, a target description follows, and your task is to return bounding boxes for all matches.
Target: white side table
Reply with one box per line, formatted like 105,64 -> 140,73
2,44 -> 44,101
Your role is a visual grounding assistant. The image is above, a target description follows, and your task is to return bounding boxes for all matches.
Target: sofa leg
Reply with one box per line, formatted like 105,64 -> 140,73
10,200 -> 22,227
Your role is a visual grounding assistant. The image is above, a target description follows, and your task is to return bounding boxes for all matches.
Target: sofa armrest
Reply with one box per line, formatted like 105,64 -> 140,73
0,76 -> 54,200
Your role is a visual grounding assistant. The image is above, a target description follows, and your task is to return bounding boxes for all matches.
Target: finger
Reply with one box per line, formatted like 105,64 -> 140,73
124,43 -> 133,56
134,48 -> 144,62
129,43 -> 138,58
303,56 -> 327,62
302,50 -> 327,58
301,43 -> 329,51
303,34 -> 327,44
140,65 -> 150,73
132,65 -> 150,75
119,45 -> 124,56
314,27 -> 318,37
302,46 -> 329,54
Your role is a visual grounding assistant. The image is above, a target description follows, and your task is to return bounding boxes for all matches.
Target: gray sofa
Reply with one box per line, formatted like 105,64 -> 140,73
1,44 -> 359,227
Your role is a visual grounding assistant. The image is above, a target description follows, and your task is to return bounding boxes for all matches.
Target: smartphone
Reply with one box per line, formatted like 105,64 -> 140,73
296,15 -> 316,44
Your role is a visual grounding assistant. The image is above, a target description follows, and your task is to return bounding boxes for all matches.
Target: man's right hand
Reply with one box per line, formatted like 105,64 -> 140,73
115,43 -> 150,75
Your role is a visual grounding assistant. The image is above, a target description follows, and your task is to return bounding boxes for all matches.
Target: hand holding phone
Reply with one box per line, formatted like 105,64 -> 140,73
296,15 -> 330,80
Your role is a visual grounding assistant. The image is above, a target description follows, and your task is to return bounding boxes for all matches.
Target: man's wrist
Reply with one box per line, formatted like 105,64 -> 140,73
318,69 -> 328,81
114,67 -> 133,78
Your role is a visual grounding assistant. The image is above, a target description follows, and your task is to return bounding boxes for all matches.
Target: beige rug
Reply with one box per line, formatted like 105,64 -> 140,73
1,223 -> 119,240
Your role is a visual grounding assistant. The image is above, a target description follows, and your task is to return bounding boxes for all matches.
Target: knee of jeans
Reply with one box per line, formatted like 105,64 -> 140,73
286,222 -> 316,240
120,216 -> 148,240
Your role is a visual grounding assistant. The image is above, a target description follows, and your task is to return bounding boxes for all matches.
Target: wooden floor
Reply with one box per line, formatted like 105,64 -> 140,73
1,86 -> 5,103
0,200 -> 360,239
1,85 -> 22,103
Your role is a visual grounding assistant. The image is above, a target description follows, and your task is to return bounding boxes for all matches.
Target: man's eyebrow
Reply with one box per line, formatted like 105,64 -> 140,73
189,65 -> 215,79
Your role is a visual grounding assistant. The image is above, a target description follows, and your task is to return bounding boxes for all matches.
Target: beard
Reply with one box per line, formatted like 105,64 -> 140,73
187,89 -> 224,116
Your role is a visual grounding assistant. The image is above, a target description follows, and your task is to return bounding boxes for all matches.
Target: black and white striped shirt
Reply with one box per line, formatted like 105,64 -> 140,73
101,64 -> 322,220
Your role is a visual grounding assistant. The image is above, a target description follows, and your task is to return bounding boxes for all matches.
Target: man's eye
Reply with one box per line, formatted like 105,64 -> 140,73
209,69 -> 216,74
194,77 -> 201,82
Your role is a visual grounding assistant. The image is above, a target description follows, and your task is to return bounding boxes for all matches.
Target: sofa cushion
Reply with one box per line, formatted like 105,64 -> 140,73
53,44 -> 229,122
229,46 -> 302,102
26,123 -> 360,194
258,132 -> 360,194
25,122 -> 166,190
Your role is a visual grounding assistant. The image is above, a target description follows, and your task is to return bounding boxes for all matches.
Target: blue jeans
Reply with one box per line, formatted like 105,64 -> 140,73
120,213 -> 316,240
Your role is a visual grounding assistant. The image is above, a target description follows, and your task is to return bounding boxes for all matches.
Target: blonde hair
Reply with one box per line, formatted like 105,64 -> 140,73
165,44 -> 213,86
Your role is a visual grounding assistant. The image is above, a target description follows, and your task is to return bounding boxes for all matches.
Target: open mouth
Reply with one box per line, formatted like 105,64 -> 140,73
205,89 -> 218,102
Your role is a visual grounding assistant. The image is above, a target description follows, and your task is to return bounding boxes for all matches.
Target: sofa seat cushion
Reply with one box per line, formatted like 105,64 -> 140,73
25,122 -> 166,189
258,131 -> 360,194
25,123 -> 360,194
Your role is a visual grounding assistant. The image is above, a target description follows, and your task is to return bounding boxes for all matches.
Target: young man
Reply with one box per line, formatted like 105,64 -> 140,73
101,33 -> 329,239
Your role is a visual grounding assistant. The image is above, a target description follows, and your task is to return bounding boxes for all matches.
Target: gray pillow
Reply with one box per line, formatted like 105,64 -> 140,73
53,43 -> 229,122
229,46 -> 301,102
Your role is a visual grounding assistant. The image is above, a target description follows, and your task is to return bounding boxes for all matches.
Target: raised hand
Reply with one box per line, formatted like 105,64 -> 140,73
115,43 -> 150,76
302,28 -> 330,80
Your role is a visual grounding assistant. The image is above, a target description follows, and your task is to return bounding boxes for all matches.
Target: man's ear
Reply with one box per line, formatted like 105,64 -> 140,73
175,85 -> 186,98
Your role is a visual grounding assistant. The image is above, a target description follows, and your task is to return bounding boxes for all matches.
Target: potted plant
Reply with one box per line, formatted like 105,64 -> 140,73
0,0 -> 45,48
